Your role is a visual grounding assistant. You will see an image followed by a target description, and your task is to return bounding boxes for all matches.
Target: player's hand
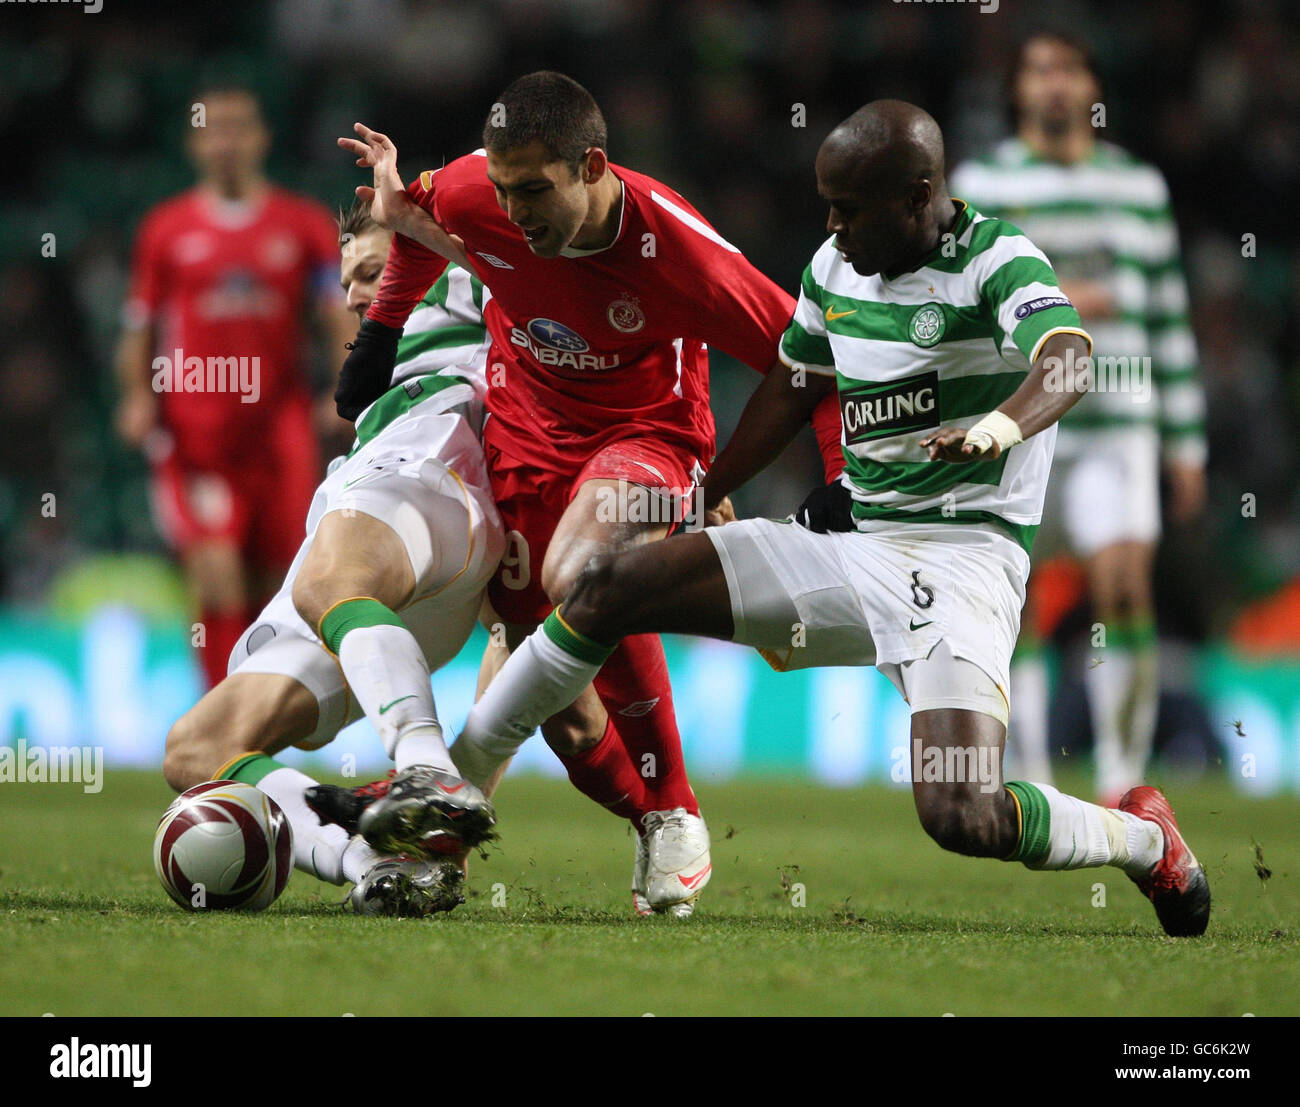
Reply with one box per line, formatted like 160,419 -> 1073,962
338,124 -> 470,269
793,479 -> 853,532
920,427 -> 999,463
703,495 -> 736,528
115,386 -> 157,448
1165,459 -> 1206,524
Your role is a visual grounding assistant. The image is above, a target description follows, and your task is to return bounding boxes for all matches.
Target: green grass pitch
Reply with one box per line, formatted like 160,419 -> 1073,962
1,768 -> 1296,1016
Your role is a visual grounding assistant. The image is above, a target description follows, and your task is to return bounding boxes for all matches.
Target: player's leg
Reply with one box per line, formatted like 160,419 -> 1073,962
1007,602 -> 1053,784
163,671 -> 316,791
1064,429 -> 1162,804
453,529 -> 734,787
1085,538 -> 1158,802
163,654 -> 385,890
292,508 -> 451,771
543,471 -> 700,817
150,455 -> 254,689
482,443 -> 655,829
457,527 -> 732,912
902,627 -> 1207,937
182,539 -> 250,689
471,602 -> 610,802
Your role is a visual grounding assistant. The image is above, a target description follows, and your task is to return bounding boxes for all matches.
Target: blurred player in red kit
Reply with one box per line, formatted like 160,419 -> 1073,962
115,85 -> 354,689
336,71 -> 842,915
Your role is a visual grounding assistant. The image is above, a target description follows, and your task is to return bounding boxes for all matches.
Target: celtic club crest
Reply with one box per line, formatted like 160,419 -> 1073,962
908,303 -> 946,348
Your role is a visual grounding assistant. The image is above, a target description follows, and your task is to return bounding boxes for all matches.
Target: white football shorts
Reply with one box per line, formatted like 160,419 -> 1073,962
1040,424 -> 1161,557
704,518 -> 1030,725
227,406 -> 505,749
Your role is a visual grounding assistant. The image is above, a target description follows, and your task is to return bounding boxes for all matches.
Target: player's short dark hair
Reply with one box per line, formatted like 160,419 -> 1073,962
1004,30 -> 1102,128
482,71 -> 607,173
337,197 -> 381,248
188,82 -> 265,119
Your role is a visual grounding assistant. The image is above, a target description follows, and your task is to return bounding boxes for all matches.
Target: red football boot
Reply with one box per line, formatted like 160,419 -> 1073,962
1119,786 -> 1211,937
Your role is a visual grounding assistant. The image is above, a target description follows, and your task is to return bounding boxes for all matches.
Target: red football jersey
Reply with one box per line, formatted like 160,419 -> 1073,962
369,152 -> 842,476
125,187 -> 341,470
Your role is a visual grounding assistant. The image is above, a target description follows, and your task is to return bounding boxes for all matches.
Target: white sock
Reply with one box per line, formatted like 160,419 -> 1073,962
452,620 -> 604,787
1123,643 -> 1160,786
1086,647 -> 1136,798
341,836 -> 385,884
1009,781 -> 1163,876
257,766 -> 352,885
337,622 -> 454,774
1008,652 -> 1052,784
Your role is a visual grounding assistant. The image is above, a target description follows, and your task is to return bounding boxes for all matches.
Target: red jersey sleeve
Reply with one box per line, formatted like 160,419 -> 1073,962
700,247 -> 844,481
366,171 -> 450,328
301,200 -> 347,303
811,392 -> 845,481
123,208 -> 167,331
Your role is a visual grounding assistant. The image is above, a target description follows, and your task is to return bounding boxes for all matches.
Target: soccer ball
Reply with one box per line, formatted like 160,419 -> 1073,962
154,780 -> 293,911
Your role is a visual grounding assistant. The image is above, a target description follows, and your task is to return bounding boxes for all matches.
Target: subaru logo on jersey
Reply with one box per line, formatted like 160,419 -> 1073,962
527,318 -> 589,352
511,317 -> 622,371
1013,295 -> 1072,320
840,370 -> 940,444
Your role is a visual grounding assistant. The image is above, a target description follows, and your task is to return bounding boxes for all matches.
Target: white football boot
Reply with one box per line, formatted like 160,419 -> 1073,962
639,808 -> 711,917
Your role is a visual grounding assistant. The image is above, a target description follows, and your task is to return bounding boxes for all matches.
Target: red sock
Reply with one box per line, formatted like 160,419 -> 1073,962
593,634 -> 698,815
197,609 -> 247,690
555,718 -> 652,826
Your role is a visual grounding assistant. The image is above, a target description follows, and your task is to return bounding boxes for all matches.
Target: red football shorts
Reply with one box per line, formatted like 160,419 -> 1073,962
485,427 -> 702,625
149,397 -> 320,572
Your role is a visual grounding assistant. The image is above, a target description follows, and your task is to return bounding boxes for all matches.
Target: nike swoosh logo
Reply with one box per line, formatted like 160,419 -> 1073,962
909,619 -> 933,631
438,780 -> 467,794
825,306 -> 857,322
678,862 -> 712,891
378,695 -> 416,715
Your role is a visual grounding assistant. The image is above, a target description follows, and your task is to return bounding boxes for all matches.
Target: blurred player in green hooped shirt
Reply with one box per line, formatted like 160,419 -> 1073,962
950,31 -> 1206,803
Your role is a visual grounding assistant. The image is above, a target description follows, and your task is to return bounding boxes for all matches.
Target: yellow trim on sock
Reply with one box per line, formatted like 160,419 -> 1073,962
551,604 -> 579,638
1002,786 -> 1024,861
314,595 -> 384,654
212,751 -> 264,781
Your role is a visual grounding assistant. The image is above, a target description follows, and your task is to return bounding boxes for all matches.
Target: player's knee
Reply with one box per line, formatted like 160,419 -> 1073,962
163,712 -> 214,793
564,556 -> 629,638
914,788 -> 1004,857
541,714 -> 603,757
291,572 -> 333,634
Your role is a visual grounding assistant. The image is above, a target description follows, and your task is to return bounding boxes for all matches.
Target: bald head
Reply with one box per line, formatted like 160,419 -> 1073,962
820,100 -> 945,191
814,100 -> 956,278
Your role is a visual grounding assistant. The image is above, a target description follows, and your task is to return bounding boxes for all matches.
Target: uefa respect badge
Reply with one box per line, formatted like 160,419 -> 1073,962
908,302 -> 946,348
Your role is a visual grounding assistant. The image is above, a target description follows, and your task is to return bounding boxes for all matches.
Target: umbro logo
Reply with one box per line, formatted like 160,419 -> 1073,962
618,698 -> 660,717
476,252 -> 514,269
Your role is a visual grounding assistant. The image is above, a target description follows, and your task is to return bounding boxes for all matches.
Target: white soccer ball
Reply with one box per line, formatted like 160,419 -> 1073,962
154,780 -> 293,911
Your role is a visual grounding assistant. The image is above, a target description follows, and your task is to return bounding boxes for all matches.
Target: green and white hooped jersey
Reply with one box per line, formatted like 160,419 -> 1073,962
351,263 -> 491,450
393,263 -> 490,391
950,140 -> 1204,464
779,201 -> 1090,553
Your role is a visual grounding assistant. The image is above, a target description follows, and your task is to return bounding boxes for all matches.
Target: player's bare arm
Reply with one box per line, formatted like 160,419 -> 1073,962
920,330 -> 1093,462
113,323 -> 159,447
338,123 -> 471,269
701,360 -> 836,511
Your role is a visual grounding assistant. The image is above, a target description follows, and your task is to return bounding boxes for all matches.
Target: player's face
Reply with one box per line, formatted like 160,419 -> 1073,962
486,141 -> 593,258
339,227 -> 393,320
187,92 -> 270,186
1015,39 -> 1099,135
816,149 -> 914,278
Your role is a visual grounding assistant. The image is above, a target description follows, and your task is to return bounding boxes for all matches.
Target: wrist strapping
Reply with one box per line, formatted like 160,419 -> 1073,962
965,410 -> 1023,457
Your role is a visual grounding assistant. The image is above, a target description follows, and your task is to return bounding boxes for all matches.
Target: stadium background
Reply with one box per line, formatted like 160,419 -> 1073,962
2,0 -> 1298,793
